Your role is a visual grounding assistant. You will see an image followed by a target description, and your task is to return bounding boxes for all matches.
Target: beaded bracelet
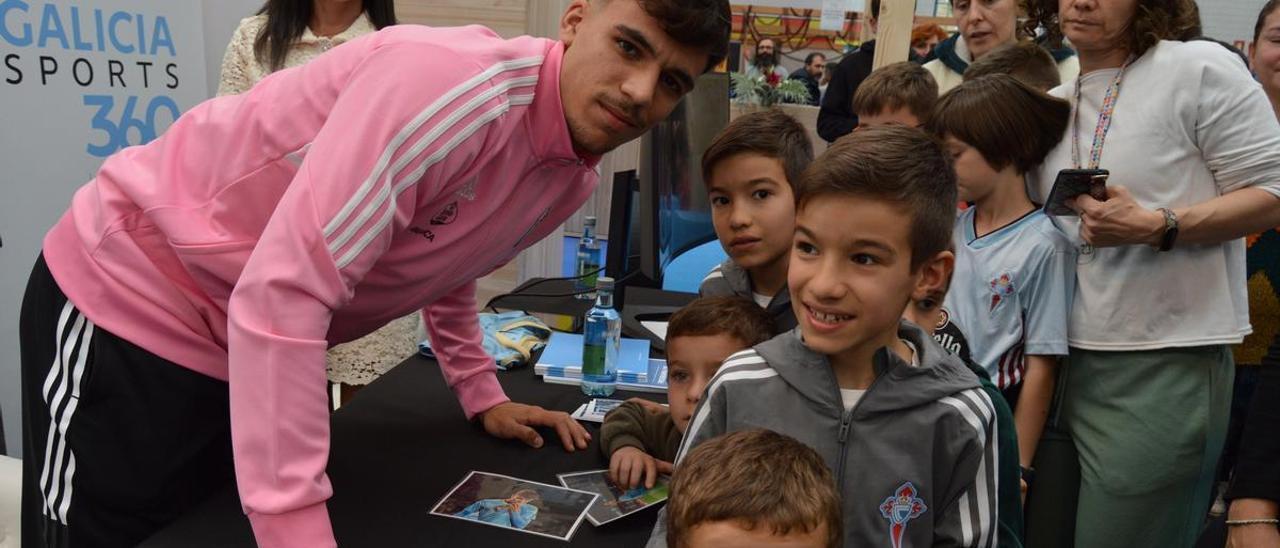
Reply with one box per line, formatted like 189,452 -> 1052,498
1225,518 -> 1280,527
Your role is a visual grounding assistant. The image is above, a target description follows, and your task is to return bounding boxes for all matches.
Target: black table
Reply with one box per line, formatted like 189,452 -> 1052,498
141,355 -> 666,547
487,278 -> 696,352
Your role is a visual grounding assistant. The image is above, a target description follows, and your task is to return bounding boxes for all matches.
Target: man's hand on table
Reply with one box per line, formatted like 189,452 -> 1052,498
479,401 -> 591,451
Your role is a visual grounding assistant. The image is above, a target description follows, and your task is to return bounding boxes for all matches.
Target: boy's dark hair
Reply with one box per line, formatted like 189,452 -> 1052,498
667,296 -> 774,347
963,41 -> 1061,91
620,0 -> 732,73
869,0 -> 881,20
852,61 -> 939,124
931,74 -> 1070,175
701,109 -> 815,189
796,126 -> 956,270
667,429 -> 841,548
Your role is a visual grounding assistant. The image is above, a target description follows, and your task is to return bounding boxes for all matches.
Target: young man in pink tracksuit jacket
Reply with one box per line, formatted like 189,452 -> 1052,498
17,1 -> 729,546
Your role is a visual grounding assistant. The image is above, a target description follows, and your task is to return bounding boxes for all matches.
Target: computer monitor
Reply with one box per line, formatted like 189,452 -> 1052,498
635,72 -> 729,291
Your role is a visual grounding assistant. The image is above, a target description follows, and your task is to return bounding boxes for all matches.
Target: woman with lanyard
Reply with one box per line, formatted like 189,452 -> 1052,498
1023,0 -> 1280,546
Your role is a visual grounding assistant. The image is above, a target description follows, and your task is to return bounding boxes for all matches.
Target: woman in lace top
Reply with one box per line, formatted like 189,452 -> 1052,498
217,0 -> 396,96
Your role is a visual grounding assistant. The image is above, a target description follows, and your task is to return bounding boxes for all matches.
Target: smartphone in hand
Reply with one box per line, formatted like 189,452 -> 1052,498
1044,169 -> 1109,216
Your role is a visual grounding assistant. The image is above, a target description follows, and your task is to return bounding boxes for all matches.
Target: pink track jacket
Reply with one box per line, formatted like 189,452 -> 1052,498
42,25 -> 599,546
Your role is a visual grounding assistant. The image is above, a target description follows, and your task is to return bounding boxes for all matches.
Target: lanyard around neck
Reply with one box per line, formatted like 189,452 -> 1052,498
1071,58 -> 1134,170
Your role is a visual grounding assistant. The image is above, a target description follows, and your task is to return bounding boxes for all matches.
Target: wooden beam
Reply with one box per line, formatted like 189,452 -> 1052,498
872,0 -> 914,69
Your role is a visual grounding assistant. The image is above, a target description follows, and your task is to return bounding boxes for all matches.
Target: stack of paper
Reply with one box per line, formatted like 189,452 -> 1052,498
543,359 -> 668,394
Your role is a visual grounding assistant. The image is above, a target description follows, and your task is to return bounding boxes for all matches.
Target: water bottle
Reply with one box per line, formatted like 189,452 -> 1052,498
574,216 -> 602,299
581,277 -> 620,396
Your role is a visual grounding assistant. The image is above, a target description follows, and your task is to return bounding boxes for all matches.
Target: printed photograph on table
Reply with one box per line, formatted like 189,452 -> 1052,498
571,398 -> 626,423
431,471 -> 598,541
557,470 -> 670,526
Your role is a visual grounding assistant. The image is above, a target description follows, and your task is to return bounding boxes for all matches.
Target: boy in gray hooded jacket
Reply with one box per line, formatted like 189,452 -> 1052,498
655,127 -> 1000,548
698,109 -> 814,333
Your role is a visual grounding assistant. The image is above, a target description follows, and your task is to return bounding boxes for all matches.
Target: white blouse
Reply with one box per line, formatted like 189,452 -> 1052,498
216,12 -> 376,96
1029,40 -> 1280,350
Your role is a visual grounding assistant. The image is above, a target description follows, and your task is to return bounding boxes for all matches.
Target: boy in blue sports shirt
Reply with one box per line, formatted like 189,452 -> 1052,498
698,109 -> 814,332
931,74 -> 1075,498
658,126 -> 1000,547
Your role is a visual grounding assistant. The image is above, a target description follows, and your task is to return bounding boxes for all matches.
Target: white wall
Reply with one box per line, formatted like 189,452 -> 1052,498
1200,0 -> 1268,46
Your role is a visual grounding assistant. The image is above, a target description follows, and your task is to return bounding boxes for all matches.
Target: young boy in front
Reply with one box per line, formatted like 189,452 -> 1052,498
666,429 -> 842,548
931,74 -> 1075,498
699,109 -> 813,332
601,296 -> 773,490
852,61 -> 938,129
671,126 -> 1000,547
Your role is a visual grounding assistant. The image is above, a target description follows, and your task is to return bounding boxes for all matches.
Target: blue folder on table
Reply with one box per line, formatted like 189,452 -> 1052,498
534,332 -> 652,383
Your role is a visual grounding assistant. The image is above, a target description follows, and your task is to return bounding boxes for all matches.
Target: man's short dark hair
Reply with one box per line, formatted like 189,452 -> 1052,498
701,108 -> 815,189
667,429 -> 842,548
804,52 -> 826,66
795,126 -> 955,270
667,296 -> 774,346
852,61 -> 939,124
963,41 -> 1061,91
932,74 -> 1070,175
619,0 -> 732,73
869,0 -> 881,20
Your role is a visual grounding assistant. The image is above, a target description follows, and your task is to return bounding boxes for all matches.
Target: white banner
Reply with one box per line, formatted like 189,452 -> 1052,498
0,0 -> 209,454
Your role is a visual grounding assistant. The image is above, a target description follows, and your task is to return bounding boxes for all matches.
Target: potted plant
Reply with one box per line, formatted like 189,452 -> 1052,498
730,71 -> 811,107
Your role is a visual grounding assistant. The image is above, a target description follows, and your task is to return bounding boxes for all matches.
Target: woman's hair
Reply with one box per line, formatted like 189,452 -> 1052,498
911,23 -> 948,49
930,74 -> 1070,175
254,0 -> 398,72
1024,0 -> 1200,57
1257,0 -> 1280,44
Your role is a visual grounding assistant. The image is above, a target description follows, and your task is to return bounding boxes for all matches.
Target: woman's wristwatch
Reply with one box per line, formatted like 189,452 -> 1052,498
1156,208 -> 1179,252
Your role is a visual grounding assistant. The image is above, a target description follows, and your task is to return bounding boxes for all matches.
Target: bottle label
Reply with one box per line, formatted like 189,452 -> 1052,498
582,342 -> 606,375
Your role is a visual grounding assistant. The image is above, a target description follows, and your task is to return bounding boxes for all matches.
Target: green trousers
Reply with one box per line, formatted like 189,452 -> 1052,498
1032,345 -> 1233,548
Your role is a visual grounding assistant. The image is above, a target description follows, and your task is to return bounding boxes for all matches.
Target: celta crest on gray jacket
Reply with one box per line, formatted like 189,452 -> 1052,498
698,259 -> 798,333
656,321 -> 1000,548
